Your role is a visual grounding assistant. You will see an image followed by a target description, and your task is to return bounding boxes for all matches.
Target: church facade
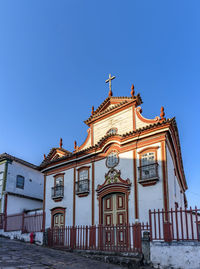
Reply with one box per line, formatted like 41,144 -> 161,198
41,83 -> 187,229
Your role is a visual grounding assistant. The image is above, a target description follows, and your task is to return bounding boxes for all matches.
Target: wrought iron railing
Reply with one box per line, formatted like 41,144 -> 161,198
138,163 -> 159,181
51,185 -> 64,199
75,179 -> 89,194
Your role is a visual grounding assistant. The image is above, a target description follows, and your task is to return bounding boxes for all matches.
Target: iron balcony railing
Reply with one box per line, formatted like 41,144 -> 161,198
138,163 -> 159,181
75,179 -> 89,194
51,185 -> 64,199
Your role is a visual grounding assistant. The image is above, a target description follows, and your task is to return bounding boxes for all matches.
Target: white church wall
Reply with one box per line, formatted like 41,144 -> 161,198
166,145 -> 184,209
136,143 -> 164,223
6,161 -> 43,200
118,150 -> 135,223
93,107 -> 133,144
75,165 -> 92,226
94,158 -> 106,225
7,195 -> 42,215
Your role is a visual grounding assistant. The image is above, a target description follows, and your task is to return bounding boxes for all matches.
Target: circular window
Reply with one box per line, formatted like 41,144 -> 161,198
106,152 -> 119,168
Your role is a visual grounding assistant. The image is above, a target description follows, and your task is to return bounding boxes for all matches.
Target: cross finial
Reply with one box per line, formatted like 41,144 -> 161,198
105,74 -> 116,97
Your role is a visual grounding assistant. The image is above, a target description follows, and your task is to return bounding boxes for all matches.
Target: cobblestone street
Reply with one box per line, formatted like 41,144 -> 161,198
0,237 -> 141,269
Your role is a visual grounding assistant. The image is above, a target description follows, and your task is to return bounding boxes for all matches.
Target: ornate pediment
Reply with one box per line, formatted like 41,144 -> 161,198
97,168 -> 131,193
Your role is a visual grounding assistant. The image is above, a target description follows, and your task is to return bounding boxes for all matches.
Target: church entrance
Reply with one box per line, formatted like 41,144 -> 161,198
102,193 -> 128,247
103,193 -> 127,226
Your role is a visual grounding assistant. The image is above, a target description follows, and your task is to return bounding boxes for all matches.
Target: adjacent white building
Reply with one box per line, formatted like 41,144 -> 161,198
41,85 -> 187,229
0,153 -> 43,216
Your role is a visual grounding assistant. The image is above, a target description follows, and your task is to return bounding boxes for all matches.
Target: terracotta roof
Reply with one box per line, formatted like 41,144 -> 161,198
40,118 -> 173,169
84,95 -> 143,125
0,153 -> 39,170
40,147 -> 71,167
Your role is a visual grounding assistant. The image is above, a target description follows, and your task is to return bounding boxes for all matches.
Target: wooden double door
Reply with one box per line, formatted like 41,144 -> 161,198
103,193 -> 127,226
102,193 -> 128,246
52,213 -> 65,245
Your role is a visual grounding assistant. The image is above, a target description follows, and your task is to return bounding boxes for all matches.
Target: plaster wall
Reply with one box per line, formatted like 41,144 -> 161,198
93,107 -> 133,144
136,143 -> 163,222
166,145 -> 184,209
6,195 -> 42,215
45,168 -> 74,228
6,161 -> 43,200
150,241 -> 200,269
75,165 -> 92,226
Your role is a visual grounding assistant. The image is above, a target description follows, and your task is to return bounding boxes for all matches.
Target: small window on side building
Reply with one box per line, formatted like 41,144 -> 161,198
16,175 -> 25,189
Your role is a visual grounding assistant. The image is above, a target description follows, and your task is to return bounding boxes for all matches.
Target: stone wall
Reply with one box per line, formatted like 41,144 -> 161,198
150,241 -> 200,269
0,229 -> 43,245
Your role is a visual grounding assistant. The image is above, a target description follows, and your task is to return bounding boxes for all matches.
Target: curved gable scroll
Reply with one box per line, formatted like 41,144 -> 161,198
78,128 -> 91,151
96,168 -> 131,196
136,107 -> 160,125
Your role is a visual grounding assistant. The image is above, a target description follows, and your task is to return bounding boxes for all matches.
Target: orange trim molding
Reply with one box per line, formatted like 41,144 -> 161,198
51,207 -> 66,228
73,168 -> 76,226
133,149 -> 138,219
92,162 -> 95,225
161,141 -> 169,216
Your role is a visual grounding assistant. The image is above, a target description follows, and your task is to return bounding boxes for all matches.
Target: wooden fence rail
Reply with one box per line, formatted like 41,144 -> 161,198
149,207 -> 200,242
0,212 -> 44,233
47,223 -> 142,253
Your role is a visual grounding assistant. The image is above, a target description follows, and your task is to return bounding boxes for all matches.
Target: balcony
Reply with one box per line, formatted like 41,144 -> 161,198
138,163 -> 159,186
75,179 -> 89,197
51,185 -> 64,200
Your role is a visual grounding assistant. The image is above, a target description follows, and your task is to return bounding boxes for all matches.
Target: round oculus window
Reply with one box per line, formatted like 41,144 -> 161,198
106,152 -> 119,168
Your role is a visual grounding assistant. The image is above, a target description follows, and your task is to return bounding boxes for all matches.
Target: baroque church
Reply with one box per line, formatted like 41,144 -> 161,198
40,75 -> 187,229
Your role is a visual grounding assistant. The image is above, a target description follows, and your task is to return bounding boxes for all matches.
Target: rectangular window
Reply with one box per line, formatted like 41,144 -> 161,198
76,168 -> 89,195
16,175 -> 24,189
138,152 -> 158,182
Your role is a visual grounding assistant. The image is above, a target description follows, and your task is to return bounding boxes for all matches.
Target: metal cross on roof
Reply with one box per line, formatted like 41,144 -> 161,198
105,74 -> 116,96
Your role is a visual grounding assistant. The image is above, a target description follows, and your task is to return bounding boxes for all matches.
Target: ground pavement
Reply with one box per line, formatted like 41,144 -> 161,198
0,237 -> 152,269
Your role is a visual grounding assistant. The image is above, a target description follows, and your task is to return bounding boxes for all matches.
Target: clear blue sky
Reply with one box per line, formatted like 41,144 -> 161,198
0,1 -> 199,207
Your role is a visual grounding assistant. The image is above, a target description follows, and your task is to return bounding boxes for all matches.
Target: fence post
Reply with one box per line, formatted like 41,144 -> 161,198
163,221 -> 172,242
133,223 -> 142,252
149,210 -> 152,241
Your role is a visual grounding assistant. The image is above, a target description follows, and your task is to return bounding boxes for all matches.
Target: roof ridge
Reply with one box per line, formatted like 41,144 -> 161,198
0,153 -> 39,169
